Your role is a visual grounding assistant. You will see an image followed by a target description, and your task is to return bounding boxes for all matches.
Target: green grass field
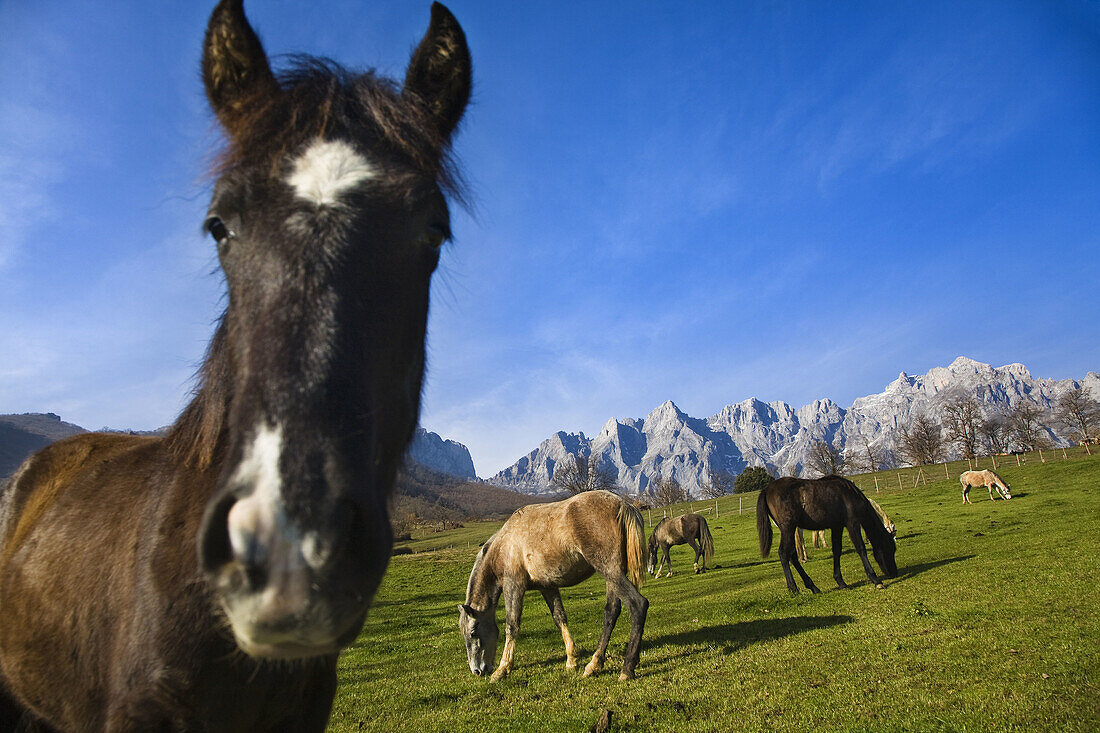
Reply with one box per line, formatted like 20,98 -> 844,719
328,454 -> 1100,732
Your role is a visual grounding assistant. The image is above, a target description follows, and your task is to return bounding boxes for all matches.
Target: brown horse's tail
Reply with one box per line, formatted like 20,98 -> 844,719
618,500 -> 646,590
757,489 -> 773,558
698,517 -> 714,568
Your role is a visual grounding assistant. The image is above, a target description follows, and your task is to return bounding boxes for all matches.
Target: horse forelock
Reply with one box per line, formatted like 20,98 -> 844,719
210,58 -> 465,204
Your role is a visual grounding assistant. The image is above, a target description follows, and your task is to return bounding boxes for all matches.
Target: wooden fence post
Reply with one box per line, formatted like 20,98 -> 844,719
739,496 -> 742,515
1062,447 -> 1068,460
944,463 -> 949,479
898,472 -> 903,491
715,499 -> 719,519
873,473 -> 879,493
1038,448 -> 1045,463
1016,454 -> 1022,467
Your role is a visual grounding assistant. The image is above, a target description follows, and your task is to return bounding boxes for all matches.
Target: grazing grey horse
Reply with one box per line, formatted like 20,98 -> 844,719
960,469 -> 1012,503
458,491 -> 648,681
647,513 -> 715,576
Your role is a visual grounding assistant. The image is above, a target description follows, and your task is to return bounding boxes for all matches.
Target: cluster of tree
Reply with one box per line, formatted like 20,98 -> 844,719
696,465 -> 772,497
390,460 -> 554,532
895,386 -> 1100,467
801,387 -> 1099,475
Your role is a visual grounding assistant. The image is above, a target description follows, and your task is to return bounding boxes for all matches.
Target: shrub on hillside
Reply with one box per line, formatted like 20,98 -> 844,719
735,466 -> 772,494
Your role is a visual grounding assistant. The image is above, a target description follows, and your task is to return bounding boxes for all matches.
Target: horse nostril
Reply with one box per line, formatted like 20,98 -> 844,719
199,492 -> 236,573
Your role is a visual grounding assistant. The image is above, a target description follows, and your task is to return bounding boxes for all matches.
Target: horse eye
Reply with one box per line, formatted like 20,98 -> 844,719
205,217 -> 233,247
421,224 -> 447,249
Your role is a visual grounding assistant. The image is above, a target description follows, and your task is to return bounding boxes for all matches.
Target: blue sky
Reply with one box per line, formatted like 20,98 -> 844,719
2,1 -> 1098,476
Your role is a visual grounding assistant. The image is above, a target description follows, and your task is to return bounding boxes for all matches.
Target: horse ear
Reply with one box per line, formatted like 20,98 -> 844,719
404,2 -> 471,141
202,0 -> 279,135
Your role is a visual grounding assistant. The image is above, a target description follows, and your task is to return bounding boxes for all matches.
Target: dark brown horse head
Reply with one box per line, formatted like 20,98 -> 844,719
196,0 -> 470,660
871,528 -> 898,578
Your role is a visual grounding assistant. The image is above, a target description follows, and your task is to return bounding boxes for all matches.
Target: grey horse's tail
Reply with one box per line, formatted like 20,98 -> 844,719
698,517 -> 714,568
618,501 -> 646,590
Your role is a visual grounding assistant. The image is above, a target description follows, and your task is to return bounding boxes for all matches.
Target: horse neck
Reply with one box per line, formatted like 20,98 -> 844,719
465,545 -> 501,613
855,499 -> 884,541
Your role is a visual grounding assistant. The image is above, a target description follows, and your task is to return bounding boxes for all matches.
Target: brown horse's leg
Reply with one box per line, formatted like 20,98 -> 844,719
779,527 -> 820,594
795,528 -> 808,562
846,522 -> 885,589
662,546 -> 673,577
963,484 -> 971,503
583,585 -> 622,677
687,538 -> 701,573
541,588 -> 579,670
831,527 -> 848,589
491,581 -> 525,681
614,576 -> 649,681
988,483 -> 996,501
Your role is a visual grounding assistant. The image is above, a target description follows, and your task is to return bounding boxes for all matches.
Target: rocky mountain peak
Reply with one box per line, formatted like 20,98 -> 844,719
488,357 -> 1091,498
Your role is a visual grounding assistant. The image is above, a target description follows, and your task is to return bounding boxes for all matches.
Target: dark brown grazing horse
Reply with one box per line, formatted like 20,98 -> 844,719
0,2 -> 470,730
647,512 -> 714,576
757,476 -> 898,594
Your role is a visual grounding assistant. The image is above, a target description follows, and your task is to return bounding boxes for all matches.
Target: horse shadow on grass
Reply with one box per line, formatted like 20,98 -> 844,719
640,614 -> 854,674
896,555 -> 974,581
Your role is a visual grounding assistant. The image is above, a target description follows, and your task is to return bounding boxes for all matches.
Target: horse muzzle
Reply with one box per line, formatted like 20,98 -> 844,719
199,487 -> 390,660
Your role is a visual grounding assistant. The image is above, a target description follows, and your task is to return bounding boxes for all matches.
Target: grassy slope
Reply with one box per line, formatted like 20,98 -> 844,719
329,455 -> 1100,732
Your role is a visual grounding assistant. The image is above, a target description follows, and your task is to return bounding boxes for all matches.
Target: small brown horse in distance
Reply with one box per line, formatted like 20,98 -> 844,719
0,2 -> 471,730
758,476 -> 898,594
959,469 -> 1012,503
647,513 -> 715,576
459,490 -> 649,681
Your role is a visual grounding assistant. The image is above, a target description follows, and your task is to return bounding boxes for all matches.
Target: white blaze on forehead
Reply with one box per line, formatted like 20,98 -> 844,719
287,139 -> 377,206
228,423 -> 291,562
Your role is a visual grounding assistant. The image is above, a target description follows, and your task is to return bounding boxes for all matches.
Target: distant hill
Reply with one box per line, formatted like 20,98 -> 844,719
392,461 -> 553,524
0,413 -> 536,521
0,413 -> 86,479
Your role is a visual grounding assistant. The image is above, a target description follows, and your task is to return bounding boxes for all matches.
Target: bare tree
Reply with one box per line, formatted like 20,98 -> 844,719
699,468 -> 736,498
979,414 -> 1011,456
550,454 -> 619,495
941,392 -> 983,460
805,439 -> 844,478
844,435 -> 886,474
1055,387 -> 1100,452
896,414 -> 946,467
653,476 -> 688,507
1007,402 -> 1051,452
